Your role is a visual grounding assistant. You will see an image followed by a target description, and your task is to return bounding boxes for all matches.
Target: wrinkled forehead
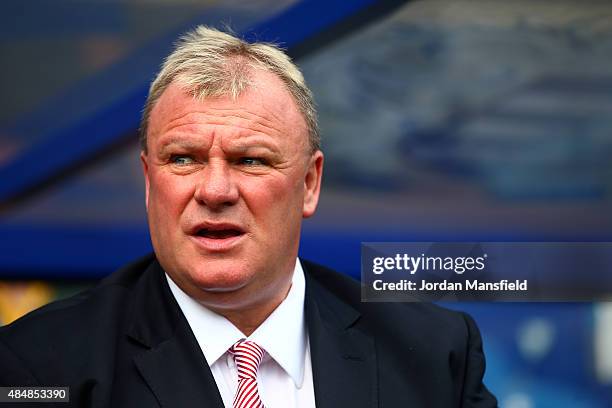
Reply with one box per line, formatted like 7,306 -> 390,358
147,69 -> 309,148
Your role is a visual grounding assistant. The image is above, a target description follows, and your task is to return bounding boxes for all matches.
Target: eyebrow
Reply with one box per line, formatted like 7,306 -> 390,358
225,137 -> 280,154
157,137 -> 204,154
157,134 -> 282,156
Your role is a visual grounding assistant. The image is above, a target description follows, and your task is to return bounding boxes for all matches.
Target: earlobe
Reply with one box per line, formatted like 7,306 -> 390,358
140,152 -> 150,210
303,151 -> 324,218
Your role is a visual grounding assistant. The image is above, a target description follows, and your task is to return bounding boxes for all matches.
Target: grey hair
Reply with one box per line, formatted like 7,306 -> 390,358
139,25 -> 320,154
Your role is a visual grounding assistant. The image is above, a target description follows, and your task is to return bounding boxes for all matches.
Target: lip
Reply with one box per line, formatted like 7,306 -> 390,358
188,222 -> 246,253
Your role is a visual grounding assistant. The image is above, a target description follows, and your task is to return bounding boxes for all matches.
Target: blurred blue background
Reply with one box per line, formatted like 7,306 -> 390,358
1,0 -> 611,406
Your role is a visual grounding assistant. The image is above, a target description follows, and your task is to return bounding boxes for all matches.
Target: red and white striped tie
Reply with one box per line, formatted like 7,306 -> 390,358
229,340 -> 266,408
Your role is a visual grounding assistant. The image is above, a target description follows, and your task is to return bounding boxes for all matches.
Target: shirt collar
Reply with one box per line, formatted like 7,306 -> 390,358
166,259 -> 307,387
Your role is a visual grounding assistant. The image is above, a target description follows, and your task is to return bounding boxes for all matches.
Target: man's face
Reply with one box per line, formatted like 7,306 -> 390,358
141,69 -> 323,315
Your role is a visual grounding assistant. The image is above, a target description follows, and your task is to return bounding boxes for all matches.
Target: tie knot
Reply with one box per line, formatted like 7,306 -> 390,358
229,340 -> 265,380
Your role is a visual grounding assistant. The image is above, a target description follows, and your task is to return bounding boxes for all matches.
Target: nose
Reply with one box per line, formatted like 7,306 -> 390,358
194,159 -> 239,210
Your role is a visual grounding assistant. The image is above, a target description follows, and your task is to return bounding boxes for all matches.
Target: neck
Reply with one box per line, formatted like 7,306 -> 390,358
214,281 -> 293,336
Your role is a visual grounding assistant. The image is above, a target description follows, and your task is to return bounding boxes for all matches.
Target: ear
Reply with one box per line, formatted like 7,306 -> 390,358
303,150 -> 324,218
140,151 -> 150,210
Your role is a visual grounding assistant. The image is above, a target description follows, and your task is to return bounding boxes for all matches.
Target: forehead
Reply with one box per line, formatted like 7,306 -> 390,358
147,69 -> 307,146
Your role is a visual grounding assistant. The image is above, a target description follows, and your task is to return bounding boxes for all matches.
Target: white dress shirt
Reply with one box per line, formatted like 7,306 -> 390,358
166,259 -> 316,408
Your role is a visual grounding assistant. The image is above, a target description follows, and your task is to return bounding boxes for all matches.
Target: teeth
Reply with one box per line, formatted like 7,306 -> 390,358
197,229 -> 241,239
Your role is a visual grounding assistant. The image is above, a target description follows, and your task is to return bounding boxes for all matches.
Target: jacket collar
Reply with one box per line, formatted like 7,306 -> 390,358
126,259 -> 224,408
303,261 -> 378,408
125,257 -> 377,408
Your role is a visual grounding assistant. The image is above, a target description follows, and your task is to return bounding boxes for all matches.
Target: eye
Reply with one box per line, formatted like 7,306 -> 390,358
171,155 -> 195,166
239,157 -> 267,166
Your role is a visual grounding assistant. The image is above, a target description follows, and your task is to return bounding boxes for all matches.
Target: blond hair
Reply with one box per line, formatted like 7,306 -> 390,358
139,25 -> 319,153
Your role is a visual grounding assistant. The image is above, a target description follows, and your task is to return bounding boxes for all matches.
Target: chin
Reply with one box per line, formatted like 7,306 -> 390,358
186,261 -> 253,292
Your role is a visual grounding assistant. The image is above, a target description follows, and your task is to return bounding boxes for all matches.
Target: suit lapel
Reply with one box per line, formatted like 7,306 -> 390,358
305,266 -> 378,408
126,261 -> 224,408
123,259 -> 377,408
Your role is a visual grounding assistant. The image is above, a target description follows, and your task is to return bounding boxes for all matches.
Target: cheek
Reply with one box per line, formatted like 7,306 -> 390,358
239,173 -> 304,219
148,172 -> 195,218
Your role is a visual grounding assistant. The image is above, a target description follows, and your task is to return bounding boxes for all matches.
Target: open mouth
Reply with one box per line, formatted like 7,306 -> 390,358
196,228 -> 244,239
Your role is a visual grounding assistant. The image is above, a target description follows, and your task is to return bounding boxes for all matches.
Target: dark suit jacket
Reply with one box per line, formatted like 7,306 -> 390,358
0,255 -> 497,407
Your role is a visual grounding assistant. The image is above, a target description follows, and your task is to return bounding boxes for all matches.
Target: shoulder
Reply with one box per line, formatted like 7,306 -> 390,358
301,259 -> 473,344
1,254 -> 153,337
302,259 -> 497,406
0,254 -> 156,384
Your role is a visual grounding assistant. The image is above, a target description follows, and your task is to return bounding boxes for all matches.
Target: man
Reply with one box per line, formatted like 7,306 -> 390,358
0,26 -> 497,407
